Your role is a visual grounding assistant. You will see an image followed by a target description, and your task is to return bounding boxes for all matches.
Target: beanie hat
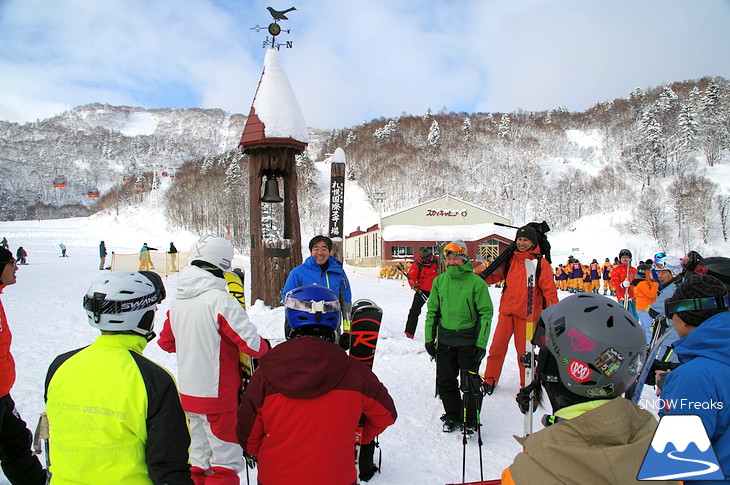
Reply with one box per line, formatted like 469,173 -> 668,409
444,240 -> 469,262
420,247 -> 433,259
0,246 -> 13,278
308,235 -> 333,252
667,273 -> 729,327
515,226 -> 538,246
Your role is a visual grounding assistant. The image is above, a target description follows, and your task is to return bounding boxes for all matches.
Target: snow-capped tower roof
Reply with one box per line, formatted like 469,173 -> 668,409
239,48 -> 308,151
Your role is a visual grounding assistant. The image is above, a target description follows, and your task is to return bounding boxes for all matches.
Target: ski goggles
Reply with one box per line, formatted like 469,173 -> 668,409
283,294 -> 340,314
654,252 -> 666,268
443,243 -> 466,256
665,296 -> 730,319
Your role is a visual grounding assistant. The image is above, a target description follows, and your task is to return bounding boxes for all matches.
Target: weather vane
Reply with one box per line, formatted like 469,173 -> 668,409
250,6 -> 296,50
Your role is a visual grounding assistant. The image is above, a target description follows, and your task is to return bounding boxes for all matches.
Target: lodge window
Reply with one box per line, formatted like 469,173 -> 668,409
391,246 -> 413,258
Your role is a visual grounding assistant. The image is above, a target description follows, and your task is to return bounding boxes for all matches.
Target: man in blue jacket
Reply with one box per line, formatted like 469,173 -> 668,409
659,272 -> 730,484
281,235 -> 352,347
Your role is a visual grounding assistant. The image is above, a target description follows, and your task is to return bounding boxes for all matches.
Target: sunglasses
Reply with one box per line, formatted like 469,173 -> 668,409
665,296 -> 730,319
0,258 -> 17,266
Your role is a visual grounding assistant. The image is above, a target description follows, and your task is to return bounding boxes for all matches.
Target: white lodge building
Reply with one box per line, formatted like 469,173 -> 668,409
344,195 -> 514,267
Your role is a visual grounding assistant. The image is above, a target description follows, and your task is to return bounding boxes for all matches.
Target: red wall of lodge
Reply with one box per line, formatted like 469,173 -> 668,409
382,237 -> 512,261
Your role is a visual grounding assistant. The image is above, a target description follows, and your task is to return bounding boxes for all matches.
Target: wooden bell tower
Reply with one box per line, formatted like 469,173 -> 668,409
239,48 -> 308,307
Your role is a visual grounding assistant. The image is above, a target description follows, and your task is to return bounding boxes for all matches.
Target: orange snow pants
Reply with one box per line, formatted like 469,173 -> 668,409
483,313 -> 527,388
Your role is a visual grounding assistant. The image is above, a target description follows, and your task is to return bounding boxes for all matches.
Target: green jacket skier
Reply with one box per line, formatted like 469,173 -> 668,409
424,240 -> 493,434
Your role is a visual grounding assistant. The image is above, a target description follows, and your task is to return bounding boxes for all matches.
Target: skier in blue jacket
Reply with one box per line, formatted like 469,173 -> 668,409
659,272 -> 730,484
281,235 -> 352,346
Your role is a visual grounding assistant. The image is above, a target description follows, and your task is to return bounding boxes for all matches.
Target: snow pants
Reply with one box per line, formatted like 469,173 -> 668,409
484,313 -> 527,388
0,394 -> 46,485
404,290 -> 429,336
637,310 -> 653,343
187,411 -> 244,485
436,344 -> 481,425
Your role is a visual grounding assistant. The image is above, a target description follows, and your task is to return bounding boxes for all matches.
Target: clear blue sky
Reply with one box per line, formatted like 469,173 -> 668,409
1,0 -> 729,129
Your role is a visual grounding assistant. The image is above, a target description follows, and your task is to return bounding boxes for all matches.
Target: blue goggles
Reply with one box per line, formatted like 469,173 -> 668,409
665,296 -> 730,319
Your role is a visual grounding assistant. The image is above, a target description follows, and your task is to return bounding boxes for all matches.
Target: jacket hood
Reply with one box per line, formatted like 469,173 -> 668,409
257,337 -> 351,399
445,260 -> 474,278
175,265 -> 226,300
674,311 -> 730,366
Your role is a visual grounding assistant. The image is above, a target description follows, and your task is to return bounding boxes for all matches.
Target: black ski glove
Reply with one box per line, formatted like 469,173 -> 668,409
475,346 -> 486,364
243,450 -> 257,469
425,342 -> 437,357
338,332 -> 351,350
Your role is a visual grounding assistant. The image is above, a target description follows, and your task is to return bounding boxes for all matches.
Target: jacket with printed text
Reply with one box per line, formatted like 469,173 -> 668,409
45,334 -> 192,485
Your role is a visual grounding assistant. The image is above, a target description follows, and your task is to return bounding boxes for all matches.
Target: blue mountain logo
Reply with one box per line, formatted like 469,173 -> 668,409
638,414 -> 725,481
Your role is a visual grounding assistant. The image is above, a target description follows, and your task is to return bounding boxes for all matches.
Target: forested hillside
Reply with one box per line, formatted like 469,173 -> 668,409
1,77 -> 729,254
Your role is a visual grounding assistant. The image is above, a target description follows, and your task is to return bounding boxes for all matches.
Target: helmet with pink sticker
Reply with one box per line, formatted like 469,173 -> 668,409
536,293 -> 646,401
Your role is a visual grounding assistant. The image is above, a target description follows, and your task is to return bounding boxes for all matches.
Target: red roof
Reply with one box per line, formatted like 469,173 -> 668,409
239,106 -> 307,150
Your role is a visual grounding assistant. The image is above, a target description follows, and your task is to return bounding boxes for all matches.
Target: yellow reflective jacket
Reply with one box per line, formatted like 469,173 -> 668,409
45,334 -> 192,484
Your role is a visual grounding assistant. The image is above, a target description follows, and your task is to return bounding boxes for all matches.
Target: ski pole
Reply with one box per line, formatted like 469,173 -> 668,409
623,259 -> 631,310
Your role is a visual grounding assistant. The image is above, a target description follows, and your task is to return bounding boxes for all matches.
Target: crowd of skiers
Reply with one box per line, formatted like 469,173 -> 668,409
406,222 -> 730,485
2,227 -> 729,484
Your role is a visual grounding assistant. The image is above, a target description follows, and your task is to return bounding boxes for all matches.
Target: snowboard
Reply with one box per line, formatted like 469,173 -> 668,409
225,269 -> 255,393
348,299 -> 384,479
348,299 -> 383,368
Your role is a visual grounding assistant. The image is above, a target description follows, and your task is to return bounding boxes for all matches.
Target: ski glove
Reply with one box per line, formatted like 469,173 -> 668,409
474,346 -> 486,364
243,451 -> 257,469
339,332 -> 351,351
621,280 -> 631,288
425,342 -> 437,357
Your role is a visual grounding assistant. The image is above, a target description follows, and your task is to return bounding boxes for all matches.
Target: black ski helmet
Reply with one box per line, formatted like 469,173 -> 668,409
693,257 -> 730,291
618,248 -> 632,260
535,293 -> 646,400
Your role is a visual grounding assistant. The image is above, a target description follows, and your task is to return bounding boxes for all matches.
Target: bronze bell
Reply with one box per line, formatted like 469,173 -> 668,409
261,176 -> 283,203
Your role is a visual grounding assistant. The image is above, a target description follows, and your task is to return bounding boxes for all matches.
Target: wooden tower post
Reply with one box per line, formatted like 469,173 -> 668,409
239,48 -> 308,307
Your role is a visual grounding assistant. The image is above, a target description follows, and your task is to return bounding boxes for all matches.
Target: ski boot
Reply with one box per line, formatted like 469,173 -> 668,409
441,415 -> 459,433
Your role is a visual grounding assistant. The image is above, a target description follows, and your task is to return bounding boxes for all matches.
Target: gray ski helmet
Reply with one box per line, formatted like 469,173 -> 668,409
538,293 -> 646,399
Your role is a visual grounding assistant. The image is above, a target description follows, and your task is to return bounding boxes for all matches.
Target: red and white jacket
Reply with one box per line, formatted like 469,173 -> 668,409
158,265 -> 268,414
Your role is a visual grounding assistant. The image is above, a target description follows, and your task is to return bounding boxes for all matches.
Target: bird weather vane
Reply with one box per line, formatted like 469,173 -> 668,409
250,6 -> 296,50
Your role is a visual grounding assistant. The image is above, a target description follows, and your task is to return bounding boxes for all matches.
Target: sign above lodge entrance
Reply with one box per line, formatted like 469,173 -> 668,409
426,208 -> 468,218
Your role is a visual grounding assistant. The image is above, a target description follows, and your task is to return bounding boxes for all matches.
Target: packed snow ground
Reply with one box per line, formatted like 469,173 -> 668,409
1,208 -> 673,485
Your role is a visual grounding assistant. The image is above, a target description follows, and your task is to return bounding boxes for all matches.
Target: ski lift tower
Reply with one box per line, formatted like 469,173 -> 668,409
240,6 -> 307,307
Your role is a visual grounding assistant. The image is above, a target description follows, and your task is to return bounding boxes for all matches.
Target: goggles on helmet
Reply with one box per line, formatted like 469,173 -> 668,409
654,252 -> 667,268
665,296 -> 730,319
83,288 -> 165,323
283,294 -> 340,314
444,243 -> 466,256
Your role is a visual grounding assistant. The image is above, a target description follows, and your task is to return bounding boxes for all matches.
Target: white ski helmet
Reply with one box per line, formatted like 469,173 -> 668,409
83,271 -> 166,338
189,235 -> 234,271
537,293 -> 646,400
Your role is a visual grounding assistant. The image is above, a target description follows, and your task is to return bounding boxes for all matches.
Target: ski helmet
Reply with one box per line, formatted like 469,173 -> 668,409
83,271 -> 166,339
636,263 -> 652,279
283,284 -> 341,331
189,235 -> 234,271
654,255 -> 682,277
618,248 -> 632,260
693,257 -> 730,291
536,293 -> 646,400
